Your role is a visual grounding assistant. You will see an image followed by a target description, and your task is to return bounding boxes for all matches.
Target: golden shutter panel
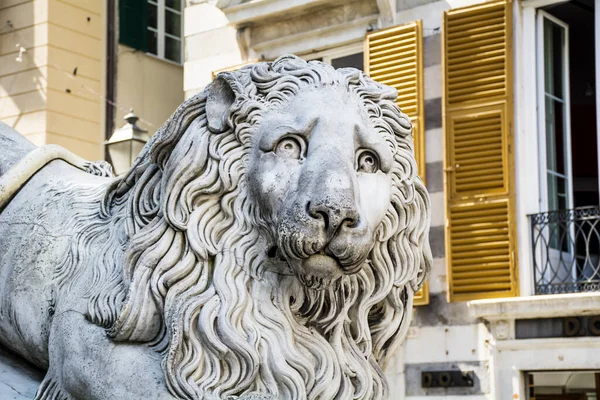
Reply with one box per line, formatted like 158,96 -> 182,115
365,20 -> 425,183
443,0 -> 518,301
366,21 -> 428,305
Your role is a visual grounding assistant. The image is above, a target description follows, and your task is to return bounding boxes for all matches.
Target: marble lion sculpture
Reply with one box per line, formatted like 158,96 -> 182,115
0,55 -> 431,400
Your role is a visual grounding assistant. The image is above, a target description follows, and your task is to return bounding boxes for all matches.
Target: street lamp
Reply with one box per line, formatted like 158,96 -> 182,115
105,110 -> 149,175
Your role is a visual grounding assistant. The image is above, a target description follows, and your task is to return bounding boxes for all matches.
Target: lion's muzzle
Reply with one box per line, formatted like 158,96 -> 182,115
274,154 -> 376,288
246,86 -> 394,290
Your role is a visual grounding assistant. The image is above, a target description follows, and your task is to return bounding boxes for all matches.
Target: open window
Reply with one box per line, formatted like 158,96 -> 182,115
530,0 -> 600,295
537,1 -> 598,212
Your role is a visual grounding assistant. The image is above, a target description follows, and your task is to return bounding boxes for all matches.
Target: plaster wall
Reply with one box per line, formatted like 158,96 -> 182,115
0,0 -> 49,148
0,0 -> 104,160
115,45 -> 184,134
184,2 -> 243,98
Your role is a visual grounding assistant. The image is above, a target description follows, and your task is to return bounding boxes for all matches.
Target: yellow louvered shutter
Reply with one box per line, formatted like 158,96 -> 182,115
365,21 -> 428,305
443,0 -> 518,301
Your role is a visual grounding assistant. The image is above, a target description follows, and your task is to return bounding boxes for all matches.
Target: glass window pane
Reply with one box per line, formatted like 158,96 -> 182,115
165,37 -> 181,63
165,0 -> 181,11
546,96 -> 568,210
545,96 -> 556,171
331,53 -> 364,71
554,99 -> 566,175
543,16 -> 569,214
545,96 -> 566,175
547,172 -> 559,211
551,23 -> 564,98
543,19 -> 564,98
147,2 -> 157,29
166,10 -> 181,37
147,29 -> 157,55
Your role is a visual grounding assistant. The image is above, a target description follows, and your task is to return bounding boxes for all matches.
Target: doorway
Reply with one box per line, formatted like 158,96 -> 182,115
527,371 -> 600,400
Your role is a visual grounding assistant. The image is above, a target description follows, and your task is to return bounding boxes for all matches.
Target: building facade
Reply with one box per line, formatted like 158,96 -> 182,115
1,0 -> 600,398
184,0 -> 600,398
0,0 -> 184,161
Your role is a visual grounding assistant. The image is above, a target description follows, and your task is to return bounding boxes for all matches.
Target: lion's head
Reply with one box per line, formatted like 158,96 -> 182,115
63,55 -> 431,399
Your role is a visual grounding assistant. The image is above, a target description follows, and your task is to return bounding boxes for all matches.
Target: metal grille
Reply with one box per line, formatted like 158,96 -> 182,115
530,206 -> 600,294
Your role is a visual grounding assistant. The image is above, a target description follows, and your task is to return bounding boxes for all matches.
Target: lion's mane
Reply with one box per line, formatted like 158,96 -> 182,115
56,55 -> 431,399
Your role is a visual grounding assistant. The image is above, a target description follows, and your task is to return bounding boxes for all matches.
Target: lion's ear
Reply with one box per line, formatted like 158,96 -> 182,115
206,74 -> 238,133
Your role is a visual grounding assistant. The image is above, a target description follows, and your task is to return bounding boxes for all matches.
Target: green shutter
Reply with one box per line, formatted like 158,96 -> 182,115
119,0 -> 148,51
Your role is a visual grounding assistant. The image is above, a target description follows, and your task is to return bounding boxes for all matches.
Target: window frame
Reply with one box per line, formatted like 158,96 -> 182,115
300,42 -> 364,67
536,10 -> 573,217
147,0 -> 183,65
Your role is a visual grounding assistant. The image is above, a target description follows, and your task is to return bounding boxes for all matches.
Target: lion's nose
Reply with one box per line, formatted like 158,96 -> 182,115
307,200 -> 360,235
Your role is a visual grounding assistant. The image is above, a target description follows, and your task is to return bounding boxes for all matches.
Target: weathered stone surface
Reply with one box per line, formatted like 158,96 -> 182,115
0,55 -> 431,399
0,347 -> 43,400
0,122 -> 35,176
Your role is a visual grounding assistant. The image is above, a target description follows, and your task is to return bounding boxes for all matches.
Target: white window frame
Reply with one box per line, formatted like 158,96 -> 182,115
147,0 -> 183,65
536,10 -> 574,215
535,11 -> 577,285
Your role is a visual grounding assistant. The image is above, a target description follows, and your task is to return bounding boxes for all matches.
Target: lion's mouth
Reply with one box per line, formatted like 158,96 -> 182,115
266,245 -> 362,289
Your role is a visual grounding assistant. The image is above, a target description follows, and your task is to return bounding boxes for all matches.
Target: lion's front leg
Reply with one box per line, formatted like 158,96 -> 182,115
37,311 -> 176,400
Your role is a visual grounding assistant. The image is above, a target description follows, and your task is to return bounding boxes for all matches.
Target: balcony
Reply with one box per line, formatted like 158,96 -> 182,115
530,206 -> 600,295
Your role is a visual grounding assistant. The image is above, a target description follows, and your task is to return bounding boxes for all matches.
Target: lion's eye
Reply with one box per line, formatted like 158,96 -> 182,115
357,151 -> 379,173
275,137 -> 303,159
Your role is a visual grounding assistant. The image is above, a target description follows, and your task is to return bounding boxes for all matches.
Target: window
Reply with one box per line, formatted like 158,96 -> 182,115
331,53 -> 364,70
529,2 -> 600,294
147,0 -> 182,63
119,0 -> 183,64
302,43 -> 364,71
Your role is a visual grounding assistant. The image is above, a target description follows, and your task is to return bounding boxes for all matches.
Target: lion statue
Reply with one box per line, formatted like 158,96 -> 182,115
0,55 -> 431,400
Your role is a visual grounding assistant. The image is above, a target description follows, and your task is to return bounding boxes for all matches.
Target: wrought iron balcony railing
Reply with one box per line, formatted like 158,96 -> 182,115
530,206 -> 600,294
